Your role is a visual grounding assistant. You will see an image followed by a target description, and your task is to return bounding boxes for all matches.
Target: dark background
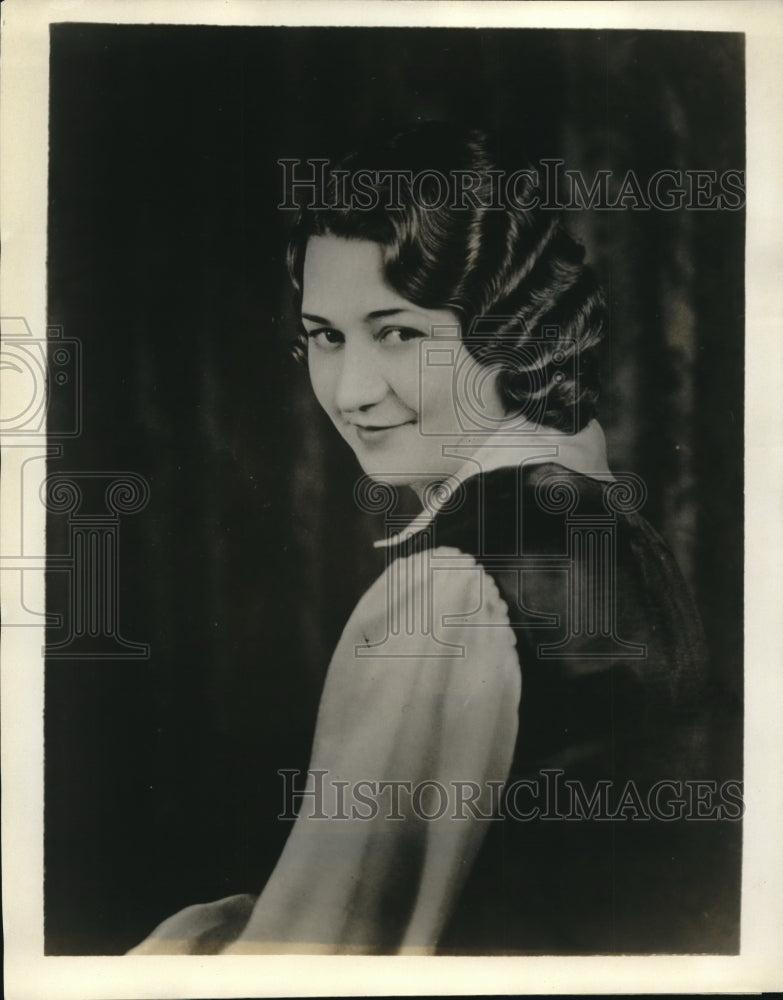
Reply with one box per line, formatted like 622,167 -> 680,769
45,25 -> 744,954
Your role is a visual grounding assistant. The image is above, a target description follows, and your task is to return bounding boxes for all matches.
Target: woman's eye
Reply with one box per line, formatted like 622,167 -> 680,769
306,328 -> 343,351
381,326 -> 425,345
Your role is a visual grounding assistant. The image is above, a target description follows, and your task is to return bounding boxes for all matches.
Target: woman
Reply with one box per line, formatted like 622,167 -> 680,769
130,123 -> 712,955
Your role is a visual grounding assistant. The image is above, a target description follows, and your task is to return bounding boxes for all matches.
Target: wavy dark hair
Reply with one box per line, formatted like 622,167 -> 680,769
286,122 -> 606,433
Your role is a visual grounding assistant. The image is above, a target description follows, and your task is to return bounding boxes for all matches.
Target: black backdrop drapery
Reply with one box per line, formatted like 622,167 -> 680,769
45,25 -> 744,954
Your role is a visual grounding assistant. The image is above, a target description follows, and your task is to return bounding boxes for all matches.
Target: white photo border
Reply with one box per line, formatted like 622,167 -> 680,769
2,1 -> 781,996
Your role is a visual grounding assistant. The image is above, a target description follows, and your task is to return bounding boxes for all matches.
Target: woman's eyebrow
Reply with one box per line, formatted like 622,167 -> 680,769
301,307 -> 420,325
366,307 -> 435,323
366,308 -> 407,319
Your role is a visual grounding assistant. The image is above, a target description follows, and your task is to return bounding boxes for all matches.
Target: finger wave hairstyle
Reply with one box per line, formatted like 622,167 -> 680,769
286,122 -> 606,433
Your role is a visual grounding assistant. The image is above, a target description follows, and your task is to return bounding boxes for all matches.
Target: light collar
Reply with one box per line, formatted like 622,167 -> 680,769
374,418 -> 614,549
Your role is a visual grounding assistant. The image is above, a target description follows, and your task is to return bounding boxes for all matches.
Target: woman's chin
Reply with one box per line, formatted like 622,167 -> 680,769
356,463 -> 451,490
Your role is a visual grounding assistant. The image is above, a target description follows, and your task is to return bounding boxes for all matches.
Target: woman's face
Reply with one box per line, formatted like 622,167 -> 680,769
301,235 -> 506,489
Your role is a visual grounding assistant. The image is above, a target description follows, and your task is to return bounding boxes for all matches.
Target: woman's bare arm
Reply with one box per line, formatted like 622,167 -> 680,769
223,548 -> 521,954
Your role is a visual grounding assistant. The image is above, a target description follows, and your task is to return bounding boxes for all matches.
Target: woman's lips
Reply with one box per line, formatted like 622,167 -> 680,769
353,421 -> 415,444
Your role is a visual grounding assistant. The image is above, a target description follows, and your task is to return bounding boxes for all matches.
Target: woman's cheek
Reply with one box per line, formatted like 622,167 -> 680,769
308,358 -> 335,416
390,355 -> 426,422
418,370 -> 459,438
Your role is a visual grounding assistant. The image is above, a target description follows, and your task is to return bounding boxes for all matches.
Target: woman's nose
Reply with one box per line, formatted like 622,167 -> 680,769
335,343 -> 387,414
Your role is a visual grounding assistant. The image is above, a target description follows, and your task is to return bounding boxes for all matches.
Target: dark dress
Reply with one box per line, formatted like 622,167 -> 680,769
383,461 -> 731,954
